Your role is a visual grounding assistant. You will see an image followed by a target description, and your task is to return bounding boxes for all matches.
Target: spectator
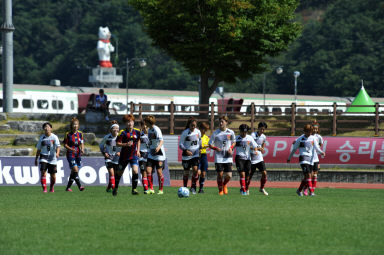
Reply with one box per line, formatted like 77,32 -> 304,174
95,89 -> 110,120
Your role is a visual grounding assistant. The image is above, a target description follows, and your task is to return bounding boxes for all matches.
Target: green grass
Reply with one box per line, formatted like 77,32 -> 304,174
0,187 -> 383,255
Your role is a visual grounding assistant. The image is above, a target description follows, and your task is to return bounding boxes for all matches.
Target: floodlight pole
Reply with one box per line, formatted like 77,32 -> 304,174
1,0 -> 15,113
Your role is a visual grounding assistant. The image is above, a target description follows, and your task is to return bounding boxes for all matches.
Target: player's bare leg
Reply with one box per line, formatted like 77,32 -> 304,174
157,162 -> 164,194
183,169 -> 189,188
223,172 -> 232,195
49,173 -> 56,193
131,164 -> 139,195
190,165 -> 199,194
217,171 -> 224,195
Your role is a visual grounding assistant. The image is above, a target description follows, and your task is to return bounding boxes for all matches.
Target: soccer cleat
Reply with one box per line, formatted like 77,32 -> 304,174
241,191 -> 247,196
43,189 -> 47,193
246,190 -> 249,195
132,189 -> 139,195
66,188 -> 73,192
144,190 -> 149,194
106,188 -> 112,193
259,188 -> 269,196
190,187 -> 197,195
296,189 -> 303,197
49,188 -> 54,193
148,189 -> 155,194
310,193 -> 316,196
303,189 -> 308,196
112,189 -> 118,196
219,190 -> 224,195
79,187 -> 85,191
198,189 -> 204,194
223,185 -> 228,195
157,190 -> 164,195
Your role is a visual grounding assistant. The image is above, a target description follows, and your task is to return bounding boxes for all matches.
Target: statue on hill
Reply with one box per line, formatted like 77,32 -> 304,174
97,26 -> 115,68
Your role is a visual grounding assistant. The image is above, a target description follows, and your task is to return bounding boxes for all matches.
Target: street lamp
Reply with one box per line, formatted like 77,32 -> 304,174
125,57 -> 147,113
293,71 -> 300,104
263,66 -> 283,111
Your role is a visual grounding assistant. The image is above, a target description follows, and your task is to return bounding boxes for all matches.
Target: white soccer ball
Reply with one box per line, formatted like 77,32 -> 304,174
178,187 -> 190,198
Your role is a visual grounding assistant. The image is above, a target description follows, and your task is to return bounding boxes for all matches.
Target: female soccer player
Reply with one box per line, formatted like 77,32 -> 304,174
248,121 -> 269,195
209,115 -> 236,195
235,124 -> 257,195
138,120 -> 150,194
311,120 -> 323,195
179,117 -> 201,195
145,115 -> 166,195
287,124 -> 325,196
35,122 -> 60,193
114,114 -> 141,196
99,120 -> 121,192
64,117 -> 85,192
198,122 -> 210,193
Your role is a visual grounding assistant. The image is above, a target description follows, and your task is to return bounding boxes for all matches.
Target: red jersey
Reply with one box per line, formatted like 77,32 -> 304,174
64,131 -> 83,158
117,128 -> 141,161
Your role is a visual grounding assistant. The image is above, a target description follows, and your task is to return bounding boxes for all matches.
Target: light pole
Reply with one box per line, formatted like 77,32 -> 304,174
293,71 -> 300,104
262,66 -> 283,111
125,58 -> 147,113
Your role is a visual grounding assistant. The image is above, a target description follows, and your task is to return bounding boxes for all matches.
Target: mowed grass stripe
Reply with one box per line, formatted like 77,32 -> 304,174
0,187 -> 383,255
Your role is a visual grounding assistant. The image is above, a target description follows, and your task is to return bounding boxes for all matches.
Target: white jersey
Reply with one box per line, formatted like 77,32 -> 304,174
139,131 -> 150,162
36,133 -> 60,164
288,134 -> 324,165
251,132 -> 266,164
179,128 -> 202,160
312,133 -> 323,163
99,133 -> 121,164
148,125 -> 166,161
209,128 -> 236,164
235,135 -> 257,160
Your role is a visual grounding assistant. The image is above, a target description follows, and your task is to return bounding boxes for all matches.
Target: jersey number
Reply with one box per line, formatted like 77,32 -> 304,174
47,145 -> 51,152
191,140 -> 198,146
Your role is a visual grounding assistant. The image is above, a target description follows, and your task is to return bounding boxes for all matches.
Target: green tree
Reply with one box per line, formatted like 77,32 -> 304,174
130,0 -> 301,107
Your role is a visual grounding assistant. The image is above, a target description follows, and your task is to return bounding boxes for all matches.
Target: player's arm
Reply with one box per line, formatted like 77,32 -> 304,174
227,132 -> 236,155
99,136 -> 110,158
251,140 -> 259,155
80,134 -> 84,154
116,133 -> 127,147
155,139 -> 163,153
35,149 -> 41,166
55,136 -> 61,159
314,139 -> 325,157
137,134 -> 141,157
155,127 -> 164,153
208,132 -> 221,151
287,139 -> 299,162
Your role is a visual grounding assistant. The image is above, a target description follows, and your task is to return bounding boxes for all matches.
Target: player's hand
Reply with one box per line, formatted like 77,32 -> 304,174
56,153 -> 60,159
127,141 -> 133,147
34,158 -> 38,166
71,148 -> 76,152
155,146 -> 161,153
321,152 -> 326,157
116,152 -> 120,157
80,149 -> 84,154
137,151 -> 141,157
259,147 -> 265,154
104,153 -> 110,159
287,159 -> 290,163
227,148 -> 233,155
185,150 -> 193,156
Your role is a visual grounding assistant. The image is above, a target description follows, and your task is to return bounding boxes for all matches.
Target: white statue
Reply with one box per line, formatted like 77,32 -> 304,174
97,26 -> 115,68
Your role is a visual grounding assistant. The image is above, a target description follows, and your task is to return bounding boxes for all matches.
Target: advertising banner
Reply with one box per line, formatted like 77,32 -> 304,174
0,157 -> 170,186
178,136 -> 384,165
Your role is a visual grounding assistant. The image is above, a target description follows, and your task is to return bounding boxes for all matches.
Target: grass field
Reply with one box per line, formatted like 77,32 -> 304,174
1,187 -> 383,255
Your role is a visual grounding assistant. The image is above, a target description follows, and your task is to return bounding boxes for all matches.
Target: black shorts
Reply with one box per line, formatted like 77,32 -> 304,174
105,162 -> 119,171
215,163 -> 232,173
147,158 -> 164,170
313,162 -> 320,172
300,164 -> 313,174
235,156 -> 251,173
182,157 -> 200,170
40,162 -> 57,174
251,161 -> 266,172
139,160 -> 147,172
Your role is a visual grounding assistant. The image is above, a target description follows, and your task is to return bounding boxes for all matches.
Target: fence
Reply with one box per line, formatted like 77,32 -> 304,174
124,102 -> 382,136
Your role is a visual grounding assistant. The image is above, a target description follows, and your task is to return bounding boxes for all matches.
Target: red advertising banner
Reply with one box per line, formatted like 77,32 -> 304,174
177,136 -> 384,165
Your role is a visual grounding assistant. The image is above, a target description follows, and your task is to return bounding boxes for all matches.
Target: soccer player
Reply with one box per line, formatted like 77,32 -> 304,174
35,122 -> 60,193
138,120 -> 150,194
145,115 -> 167,195
287,124 -> 325,196
248,121 -> 269,195
209,115 -> 236,195
64,117 -> 85,192
179,117 -> 201,195
99,120 -> 121,192
235,124 -> 258,195
198,122 -> 210,193
311,120 -> 323,195
114,114 -> 141,196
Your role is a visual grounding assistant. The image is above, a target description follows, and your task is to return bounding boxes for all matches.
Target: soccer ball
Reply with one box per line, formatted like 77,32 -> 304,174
178,187 -> 190,198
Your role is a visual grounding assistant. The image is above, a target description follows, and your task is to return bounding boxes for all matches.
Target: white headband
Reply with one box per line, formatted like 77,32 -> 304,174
110,124 -> 119,130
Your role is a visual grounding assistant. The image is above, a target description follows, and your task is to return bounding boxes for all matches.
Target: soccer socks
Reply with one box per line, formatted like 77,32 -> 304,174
246,178 -> 251,191
41,176 -> 47,192
132,173 -> 139,190
199,176 -> 205,190
260,176 -> 267,189
183,175 -> 188,187
66,173 -> 75,190
142,176 -> 148,191
307,178 -> 314,194
298,178 -> 306,192
240,177 -> 246,192
148,173 -> 153,190
50,176 -> 55,191
191,173 -> 199,189
217,177 -> 223,192
110,176 -> 115,189
223,176 -> 230,186
73,172 -> 82,189
312,174 -> 318,192
114,175 -> 122,191
159,175 -> 164,191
